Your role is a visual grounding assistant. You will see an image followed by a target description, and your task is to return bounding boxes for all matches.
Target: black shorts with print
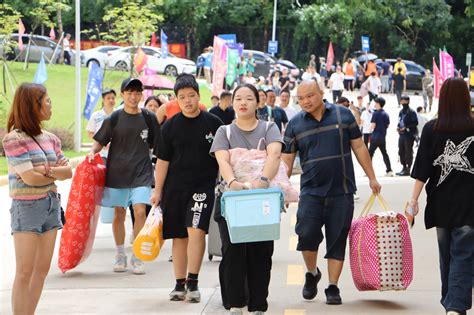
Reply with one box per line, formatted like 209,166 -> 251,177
161,186 -> 215,239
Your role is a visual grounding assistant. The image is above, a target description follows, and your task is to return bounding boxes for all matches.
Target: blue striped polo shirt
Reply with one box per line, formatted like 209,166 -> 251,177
283,102 -> 362,197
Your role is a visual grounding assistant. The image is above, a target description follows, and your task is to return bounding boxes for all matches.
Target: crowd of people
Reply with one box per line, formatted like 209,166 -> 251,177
3,59 -> 473,315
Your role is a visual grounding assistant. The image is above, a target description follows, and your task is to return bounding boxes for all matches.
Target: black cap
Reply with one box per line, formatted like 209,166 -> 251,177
101,88 -> 116,96
400,95 -> 410,101
120,78 -> 143,92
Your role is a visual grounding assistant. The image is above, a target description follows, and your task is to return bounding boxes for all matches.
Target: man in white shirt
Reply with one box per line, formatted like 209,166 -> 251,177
328,66 -> 344,103
364,72 -> 381,103
302,65 -> 321,83
279,89 -> 298,121
360,102 -> 373,147
62,33 -> 72,65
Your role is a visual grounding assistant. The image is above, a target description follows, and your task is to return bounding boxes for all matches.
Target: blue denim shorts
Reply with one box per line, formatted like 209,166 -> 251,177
101,186 -> 152,208
10,191 -> 63,234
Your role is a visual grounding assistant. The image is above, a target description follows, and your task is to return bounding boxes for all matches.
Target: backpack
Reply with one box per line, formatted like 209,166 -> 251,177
110,108 -> 155,148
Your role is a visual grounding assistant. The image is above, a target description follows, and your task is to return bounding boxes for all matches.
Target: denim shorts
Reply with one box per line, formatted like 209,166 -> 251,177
10,191 -> 63,234
295,194 -> 354,260
101,186 -> 152,208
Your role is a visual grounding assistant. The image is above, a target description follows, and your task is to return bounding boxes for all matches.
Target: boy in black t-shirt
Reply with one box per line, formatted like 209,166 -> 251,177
89,78 -> 160,275
151,74 -> 223,303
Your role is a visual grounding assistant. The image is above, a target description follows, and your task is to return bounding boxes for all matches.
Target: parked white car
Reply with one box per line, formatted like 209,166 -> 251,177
107,46 -> 196,76
82,45 -> 121,68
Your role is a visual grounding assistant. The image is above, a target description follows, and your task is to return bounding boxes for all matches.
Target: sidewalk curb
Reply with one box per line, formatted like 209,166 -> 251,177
0,156 -> 85,187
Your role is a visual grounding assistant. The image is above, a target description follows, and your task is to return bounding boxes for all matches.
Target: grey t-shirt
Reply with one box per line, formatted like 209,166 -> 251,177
210,120 -> 284,153
94,109 -> 159,188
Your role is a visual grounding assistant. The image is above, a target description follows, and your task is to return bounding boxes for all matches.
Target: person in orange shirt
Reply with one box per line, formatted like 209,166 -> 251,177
364,60 -> 378,80
156,99 -> 207,124
343,58 -> 356,91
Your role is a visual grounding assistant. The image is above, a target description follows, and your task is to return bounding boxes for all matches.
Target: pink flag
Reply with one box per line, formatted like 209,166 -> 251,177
212,36 -> 228,97
433,58 -> 442,99
49,26 -> 56,40
326,41 -> 334,71
18,18 -> 25,51
439,50 -> 455,80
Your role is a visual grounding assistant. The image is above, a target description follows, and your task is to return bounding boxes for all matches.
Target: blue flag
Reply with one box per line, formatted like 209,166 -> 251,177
83,62 -> 104,120
33,54 -> 48,84
161,30 -> 168,58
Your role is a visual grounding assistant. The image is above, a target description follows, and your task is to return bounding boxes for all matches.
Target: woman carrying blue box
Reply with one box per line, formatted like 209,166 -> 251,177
210,83 -> 284,315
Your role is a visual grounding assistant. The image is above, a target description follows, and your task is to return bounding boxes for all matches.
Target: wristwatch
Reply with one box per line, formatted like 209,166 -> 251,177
260,176 -> 270,184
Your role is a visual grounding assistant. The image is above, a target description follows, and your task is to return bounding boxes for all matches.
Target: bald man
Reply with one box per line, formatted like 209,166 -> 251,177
282,80 -> 381,305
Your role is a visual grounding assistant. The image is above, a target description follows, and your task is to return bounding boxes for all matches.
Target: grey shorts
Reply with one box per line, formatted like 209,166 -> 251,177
10,191 -> 63,234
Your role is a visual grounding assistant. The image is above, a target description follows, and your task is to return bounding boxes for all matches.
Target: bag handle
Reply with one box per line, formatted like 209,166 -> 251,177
358,194 -> 389,218
256,122 -> 271,151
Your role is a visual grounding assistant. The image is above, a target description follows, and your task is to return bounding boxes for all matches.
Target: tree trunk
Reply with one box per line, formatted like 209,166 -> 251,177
57,8 -> 64,64
186,26 -> 192,60
41,24 -> 44,36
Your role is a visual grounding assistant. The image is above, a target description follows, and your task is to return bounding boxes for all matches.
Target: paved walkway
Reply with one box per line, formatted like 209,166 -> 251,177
1,91 -> 472,314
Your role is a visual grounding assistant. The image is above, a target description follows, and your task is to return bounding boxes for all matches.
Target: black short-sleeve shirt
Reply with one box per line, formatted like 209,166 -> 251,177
157,111 -> 223,190
209,105 -> 235,125
411,120 -> 474,229
283,102 -> 362,197
93,109 -> 160,188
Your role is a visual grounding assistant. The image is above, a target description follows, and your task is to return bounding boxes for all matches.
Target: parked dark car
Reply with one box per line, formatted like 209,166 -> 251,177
376,58 -> 426,90
242,49 -> 299,78
0,33 -> 81,64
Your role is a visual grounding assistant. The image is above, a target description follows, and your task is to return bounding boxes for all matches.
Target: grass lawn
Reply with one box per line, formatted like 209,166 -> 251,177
1,61 -> 214,144
0,150 -> 86,176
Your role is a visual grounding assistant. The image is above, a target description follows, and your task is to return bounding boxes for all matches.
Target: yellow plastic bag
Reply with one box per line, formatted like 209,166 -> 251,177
133,207 -> 164,262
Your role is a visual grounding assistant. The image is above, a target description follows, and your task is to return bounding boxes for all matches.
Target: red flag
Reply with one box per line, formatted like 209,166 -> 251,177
326,41 -> 334,71
18,18 -> 25,51
134,47 -> 148,74
150,32 -> 157,47
433,58 -> 442,99
49,26 -> 56,40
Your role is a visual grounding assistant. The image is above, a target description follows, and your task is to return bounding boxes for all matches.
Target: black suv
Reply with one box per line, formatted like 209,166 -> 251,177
376,59 -> 426,90
242,49 -> 299,78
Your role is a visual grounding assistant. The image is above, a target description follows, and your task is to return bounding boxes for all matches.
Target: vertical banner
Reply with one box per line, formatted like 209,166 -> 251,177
433,58 -> 442,99
161,30 -> 168,58
226,48 -> 239,87
439,50 -> 455,79
83,62 -> 104,120
212,36 -> 228,97
361,36 -> 370,52
134,47 -> 148,74
326,41 -> 334,71
150,32 -> 157,47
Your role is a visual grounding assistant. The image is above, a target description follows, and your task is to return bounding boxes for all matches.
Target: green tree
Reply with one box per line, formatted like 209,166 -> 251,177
0,4 -> 21,96
102,0 -> 163,74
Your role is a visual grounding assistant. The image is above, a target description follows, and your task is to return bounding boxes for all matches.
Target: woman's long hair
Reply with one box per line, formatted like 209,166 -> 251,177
434,77 -> 474,132
7,83 -> 47,136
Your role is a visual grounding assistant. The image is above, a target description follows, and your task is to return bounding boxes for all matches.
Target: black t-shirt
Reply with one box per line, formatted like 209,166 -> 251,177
157,111 -> 223,190
393,74 -> 405,91
94,109 -> 160,188
272,106 -> 289,132
209,105 -> 235,125
411,120 -> 474,229
279,76 -> 290,89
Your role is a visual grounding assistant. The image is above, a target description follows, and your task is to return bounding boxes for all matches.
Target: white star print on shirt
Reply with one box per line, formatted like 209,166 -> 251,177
433,136 -> 474,186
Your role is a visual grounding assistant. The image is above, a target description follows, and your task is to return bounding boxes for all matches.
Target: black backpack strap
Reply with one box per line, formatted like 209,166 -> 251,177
141,109 -> 154,148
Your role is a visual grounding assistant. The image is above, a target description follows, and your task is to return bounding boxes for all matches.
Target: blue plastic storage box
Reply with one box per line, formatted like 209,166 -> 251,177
221,188 -> 284,244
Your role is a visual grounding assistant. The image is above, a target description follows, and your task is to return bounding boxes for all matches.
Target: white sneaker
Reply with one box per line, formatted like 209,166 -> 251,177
353,194 -> 360,200
130,256 -> 145,275
113,253 -> 127,272
446,312 -> 461,315
385,171 -> 394,177
229,308 -> 243,315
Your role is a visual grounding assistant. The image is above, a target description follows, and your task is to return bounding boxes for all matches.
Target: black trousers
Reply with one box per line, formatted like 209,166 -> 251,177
369,138 -> 392,172
217,218 -> 274,312
332,90 -> 343,103
398,136 -> 415,170
368,91 -> 378,103
64,51 -> 71,65
363,133 -> 371,147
